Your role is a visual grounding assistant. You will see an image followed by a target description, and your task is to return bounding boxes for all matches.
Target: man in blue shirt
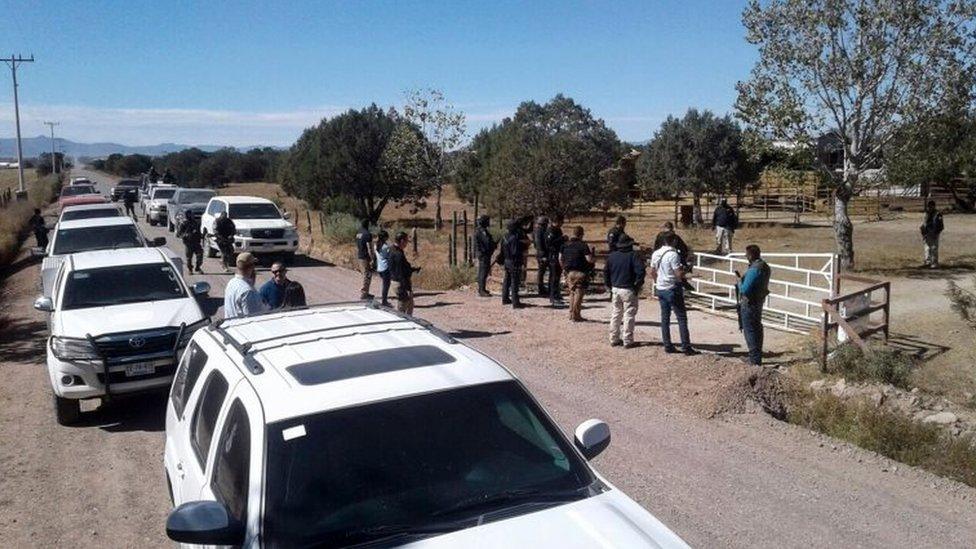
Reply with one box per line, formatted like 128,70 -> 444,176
224,252 -> 270,319
259,261 -> 307,309
737,244 -> 771,366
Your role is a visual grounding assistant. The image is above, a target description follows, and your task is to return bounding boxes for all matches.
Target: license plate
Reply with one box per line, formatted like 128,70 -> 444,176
125,363 -> 155,377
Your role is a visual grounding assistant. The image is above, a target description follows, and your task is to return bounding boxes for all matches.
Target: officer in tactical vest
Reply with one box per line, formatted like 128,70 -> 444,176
177,211 -> 205,274
533,216 -> 550,296
737,244 -> 771,366
474,215 -> 496,297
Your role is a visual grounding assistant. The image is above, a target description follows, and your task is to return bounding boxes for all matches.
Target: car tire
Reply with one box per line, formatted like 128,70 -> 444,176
149,219 -> 156,226
53,394 -> 80,425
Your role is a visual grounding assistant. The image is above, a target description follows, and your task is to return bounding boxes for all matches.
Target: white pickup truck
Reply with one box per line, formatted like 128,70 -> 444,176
200,196 -> 299,262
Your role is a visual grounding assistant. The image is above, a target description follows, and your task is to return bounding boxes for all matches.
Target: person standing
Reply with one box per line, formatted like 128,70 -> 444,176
921,200 -> 944,268
29,209 -> 49,250
653,221 -> 694,291
737,245 -> 771,366
355,219 -> 375,300
533,216 -> 550,296
389,231 -> 420,315
375,230 -> 392,307
474,215 -> 496,297
122,189 -> 138,220
650,233 -> 698,355
501,218 -> 528,308
223,252 -> 269,319
176,211 -> 205,274
712,199 -> 737,255
259,261 -> 307,309
606,215 -> 627,252
604,235 -> 645,348
560,226 -> 595,322
546,215 -> 566,305
214,211 -> 237,273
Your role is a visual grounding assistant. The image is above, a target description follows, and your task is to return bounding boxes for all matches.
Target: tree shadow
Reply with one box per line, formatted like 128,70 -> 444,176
0,253 -> 43,279
74,391 -> 167,433
0,316 -> 48,363
448,329 -> 513,339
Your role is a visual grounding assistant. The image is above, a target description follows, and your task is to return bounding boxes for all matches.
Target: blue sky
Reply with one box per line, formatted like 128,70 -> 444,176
1,0 -> 756,147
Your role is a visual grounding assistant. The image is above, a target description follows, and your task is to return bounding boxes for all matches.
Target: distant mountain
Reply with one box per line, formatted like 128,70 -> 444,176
0,136 -> 275,159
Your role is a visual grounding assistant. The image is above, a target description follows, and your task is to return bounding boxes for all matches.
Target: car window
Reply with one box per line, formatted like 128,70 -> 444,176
61,186 -> 95,197
170,342 -> 209,418
61,264 -> 186,310
60,208 -> 122,221
178,190 -> 215,204
52,225 -> 144,255
152,188 -> 177,200
215,201 -> 226,214
228,203 -> 281,219
191,370 -> 229,468
211,399 -> 250,523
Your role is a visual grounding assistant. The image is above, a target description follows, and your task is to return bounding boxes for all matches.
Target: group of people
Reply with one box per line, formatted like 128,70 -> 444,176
223,252 -> 307,319
355,220 -> 421,315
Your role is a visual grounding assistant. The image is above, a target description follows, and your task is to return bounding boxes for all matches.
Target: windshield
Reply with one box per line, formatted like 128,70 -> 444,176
264,381 -> 593,547
62,263 -> 186,310
61,208 -> 122,222
229,203 -> 281,219
61,186 -> 95,197
53,225 -> 143,255
117,180 -> 140,187
152,188 -> 177,200
177,190 -> 215,204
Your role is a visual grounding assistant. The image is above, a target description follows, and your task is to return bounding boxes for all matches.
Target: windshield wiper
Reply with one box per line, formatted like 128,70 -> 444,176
340,520 -> 464,547
430,487 -> 587,519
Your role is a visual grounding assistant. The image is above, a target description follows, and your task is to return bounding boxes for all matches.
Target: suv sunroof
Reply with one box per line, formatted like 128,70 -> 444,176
286,345 -> 456,385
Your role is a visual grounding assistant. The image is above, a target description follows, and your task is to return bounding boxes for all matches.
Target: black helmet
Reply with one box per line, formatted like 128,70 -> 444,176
477,215 -> 490,228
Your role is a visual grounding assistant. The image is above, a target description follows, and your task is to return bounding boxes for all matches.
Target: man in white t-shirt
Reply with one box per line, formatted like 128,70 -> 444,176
649,233 -> 698,355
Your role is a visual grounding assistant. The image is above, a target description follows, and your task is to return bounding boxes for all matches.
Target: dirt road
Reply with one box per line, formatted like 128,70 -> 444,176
1,168 -> 975,548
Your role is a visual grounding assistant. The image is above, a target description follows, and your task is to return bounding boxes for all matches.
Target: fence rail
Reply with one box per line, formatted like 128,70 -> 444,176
819,274 -> 891,371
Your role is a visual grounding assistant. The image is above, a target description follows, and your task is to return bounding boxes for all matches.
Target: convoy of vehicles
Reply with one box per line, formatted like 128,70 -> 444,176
146,185 -> 180,226
34,248 -> 209,425
200,196 -> 299,261
166,188 -> 216,232
57,184 -> 107,209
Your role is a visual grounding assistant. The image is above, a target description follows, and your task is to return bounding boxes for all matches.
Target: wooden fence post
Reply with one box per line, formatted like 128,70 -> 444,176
319,210 -> 325,235
448,233 -> 454,267
451,211 -> 458,267
412,227 -> 418,255
306,209 -> 312,233
461,210 -> 468,265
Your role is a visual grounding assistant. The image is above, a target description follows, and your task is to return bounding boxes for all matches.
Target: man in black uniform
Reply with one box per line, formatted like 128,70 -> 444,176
501,218 -> 528,308
122,189 -> 138,220
177,211 -> 205,274
355,219 -> 375,300
533,216 -> 549,296
546,215 -> 566,305
389,231 -> 421,315
606,215 -> 627,252
474,215 -> 496,297
29,209 -> 48,249
214,211 -> 237,273
162,168 -> 176,185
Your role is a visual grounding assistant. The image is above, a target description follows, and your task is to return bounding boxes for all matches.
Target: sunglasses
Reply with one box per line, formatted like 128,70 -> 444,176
271,269 -> 286,274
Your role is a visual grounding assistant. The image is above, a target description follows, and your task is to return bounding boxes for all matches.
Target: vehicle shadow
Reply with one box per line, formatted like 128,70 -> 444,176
76,392 -> 167,433
0,253 -> 43,279
448,329 -> 513,339
196,296 -> 223,317
0,316 -> 48,363
413,301 -> 462,309
288,254 -> 335,268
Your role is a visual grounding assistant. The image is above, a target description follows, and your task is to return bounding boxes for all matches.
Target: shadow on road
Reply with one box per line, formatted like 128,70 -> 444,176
75,392 -> 167,433
0,316 -> 48,363
196,296 -> 223,317
0,253 -> 43,280
413,301 -> 462,309
449,328 -> 513,339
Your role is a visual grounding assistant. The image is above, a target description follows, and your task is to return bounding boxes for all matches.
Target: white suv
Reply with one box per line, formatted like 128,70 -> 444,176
200,196 -> 299,261
163,303 -> 689,548
146,185 -> 181,226
34,248 -> 210,425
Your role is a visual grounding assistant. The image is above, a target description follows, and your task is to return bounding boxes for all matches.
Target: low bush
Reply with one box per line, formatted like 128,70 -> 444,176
322,212 -> 361,246
790,392 -> 976,487
827,343 -> 915,389
414,264 -> 476,291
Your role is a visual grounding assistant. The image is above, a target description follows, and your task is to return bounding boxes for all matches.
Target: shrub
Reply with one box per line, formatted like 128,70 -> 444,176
321,194 -> 360,216
827,343 -> 915,389
946,276 -> 976,331
322,212 -> 361,246
414,264 -> 476,291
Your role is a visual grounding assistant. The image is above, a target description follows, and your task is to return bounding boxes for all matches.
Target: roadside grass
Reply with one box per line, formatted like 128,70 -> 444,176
414,264 -> 476,291
789,391 -> 976,488
825,343 -> 916,389
0,174 -> 62,269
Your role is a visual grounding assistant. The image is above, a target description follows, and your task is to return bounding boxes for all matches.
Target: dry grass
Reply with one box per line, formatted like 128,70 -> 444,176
0,174 -> 61,268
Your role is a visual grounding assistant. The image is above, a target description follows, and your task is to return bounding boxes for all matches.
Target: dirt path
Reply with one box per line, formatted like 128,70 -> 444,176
1,168 -> 975,548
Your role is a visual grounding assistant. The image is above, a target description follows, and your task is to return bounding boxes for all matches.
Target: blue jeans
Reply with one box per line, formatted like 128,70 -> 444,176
740,300 -> 764,365
658,287 -> 691,350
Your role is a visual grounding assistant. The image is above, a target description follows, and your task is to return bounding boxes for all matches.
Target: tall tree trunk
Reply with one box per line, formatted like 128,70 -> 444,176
692,193 -> 704,226
435,186 -> 443,230
833,189 -> 854,270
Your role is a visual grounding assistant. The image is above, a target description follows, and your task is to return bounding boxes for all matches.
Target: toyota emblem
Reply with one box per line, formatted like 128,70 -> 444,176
128,336 -> 146,349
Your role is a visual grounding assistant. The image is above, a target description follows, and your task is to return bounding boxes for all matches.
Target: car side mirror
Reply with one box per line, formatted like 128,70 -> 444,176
152,236 -> 167,247
574,419 -> 611,460
33,296 -> 54,312
166,501 -> 245,546
192,281 -> 211,296
282,211 -> 291,220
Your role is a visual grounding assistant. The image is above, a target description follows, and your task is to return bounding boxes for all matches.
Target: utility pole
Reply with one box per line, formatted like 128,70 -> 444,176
2,54 -> 35,197
43,121 -> 60,174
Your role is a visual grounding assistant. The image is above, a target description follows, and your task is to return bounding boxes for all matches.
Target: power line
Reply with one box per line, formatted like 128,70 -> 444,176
1,54 -> 35,195
43,121 -> 60,174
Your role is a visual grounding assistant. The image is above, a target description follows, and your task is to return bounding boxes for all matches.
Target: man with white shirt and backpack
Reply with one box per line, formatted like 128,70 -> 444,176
650,233 -> 698,355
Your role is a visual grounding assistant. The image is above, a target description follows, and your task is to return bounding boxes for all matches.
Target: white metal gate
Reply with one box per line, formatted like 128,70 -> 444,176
688,252 -> 838,333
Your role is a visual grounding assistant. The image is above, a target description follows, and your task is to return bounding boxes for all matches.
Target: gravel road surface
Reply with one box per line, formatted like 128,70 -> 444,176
1,168 -> 974,548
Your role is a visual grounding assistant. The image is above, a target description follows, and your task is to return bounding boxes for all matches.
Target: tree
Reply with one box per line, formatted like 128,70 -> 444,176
388,89 -> 466,229
637,109 -> 753,225
277,105 -> 429,223
736,0 -> 976,269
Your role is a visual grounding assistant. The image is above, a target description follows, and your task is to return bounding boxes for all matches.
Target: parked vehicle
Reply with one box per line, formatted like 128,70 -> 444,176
58,185 -> 107,209
58,203 -> 123,223
141,183 -> 176,213
163,303 -> 689,548
166,188 -> 216,232
146,186 -> 181,226
70,177 -> 93,186
39,216 -> 180,297
110,179 -> 141,202
200,196 -> 299,262
34,248 -> 210,425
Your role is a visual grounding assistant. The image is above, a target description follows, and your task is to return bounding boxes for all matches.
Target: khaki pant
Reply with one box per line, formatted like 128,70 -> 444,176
608,287 -> 639,345
396,283 -> 414,315
566,270 -> 587,321
358,259 -> 373,296
715,227 -> 733,254
923,234 -> 939,267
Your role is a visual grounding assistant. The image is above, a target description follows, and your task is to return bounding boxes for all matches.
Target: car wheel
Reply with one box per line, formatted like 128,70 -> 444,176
149,219 -> 156,226
53,394 -> 81,425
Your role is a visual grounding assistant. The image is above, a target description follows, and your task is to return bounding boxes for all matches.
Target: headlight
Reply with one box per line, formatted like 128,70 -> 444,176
284,228 -> 298,237
236,229 -> 251,237
51,336 -> 100,361
178,318 -> 210,348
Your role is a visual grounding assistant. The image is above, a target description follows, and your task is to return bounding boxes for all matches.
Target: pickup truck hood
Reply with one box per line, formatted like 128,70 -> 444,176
60,195 -> 107,207
231,218 -> 295,231
54,298 -> 204,338
406,491 -> 689,549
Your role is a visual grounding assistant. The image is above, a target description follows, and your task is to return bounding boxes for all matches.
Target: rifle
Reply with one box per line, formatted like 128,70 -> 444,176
733,270 -> 743,332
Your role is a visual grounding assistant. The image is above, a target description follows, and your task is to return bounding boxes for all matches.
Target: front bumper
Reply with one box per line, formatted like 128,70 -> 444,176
148,208 -> 167,221
234,236 -> 299,253
46,345 -> 178,400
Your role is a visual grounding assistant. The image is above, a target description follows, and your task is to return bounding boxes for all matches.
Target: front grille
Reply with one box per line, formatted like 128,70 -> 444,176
97,363 -> 177,385
252,228 -> 284,239
93,328 -> 179,360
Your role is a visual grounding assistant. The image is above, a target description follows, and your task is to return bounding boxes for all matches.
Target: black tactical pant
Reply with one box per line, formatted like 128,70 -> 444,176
536,255 -> 549,295
477,255 -> 492,293
548,255 -> 562,300
185,244 -> 204,272
502,265 -> 522,307
217,237 -> 235,269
